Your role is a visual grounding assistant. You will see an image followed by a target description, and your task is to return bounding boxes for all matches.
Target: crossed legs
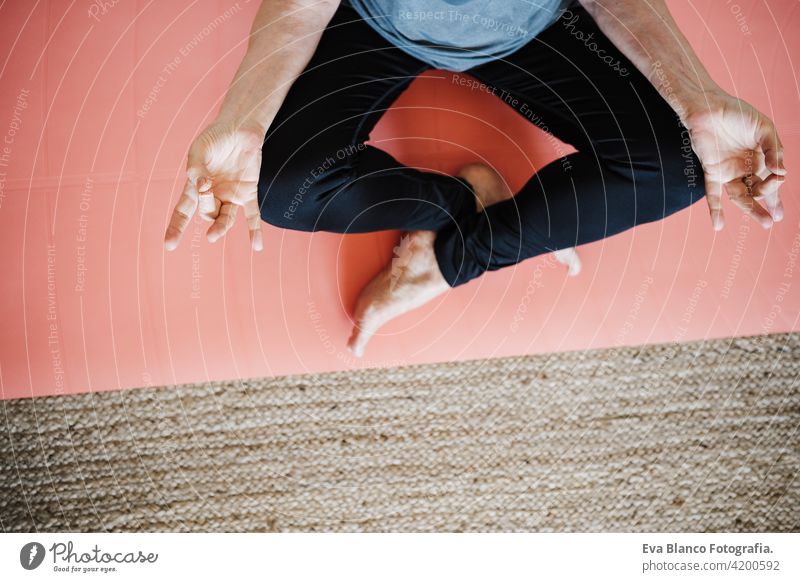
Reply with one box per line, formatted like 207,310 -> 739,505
257,3 -> 705,354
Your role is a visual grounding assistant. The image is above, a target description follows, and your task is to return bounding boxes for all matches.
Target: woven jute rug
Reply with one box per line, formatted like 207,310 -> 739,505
2,333 -> 798,532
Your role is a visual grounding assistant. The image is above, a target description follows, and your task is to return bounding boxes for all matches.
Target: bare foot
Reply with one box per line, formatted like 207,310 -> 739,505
554,247 -> 582,277
458,163 -> 514,211
347,230 -> 449,357
461,163 -> 583,277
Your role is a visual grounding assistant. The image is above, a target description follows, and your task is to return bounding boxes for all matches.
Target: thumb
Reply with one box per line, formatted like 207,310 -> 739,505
756,120 -> 786,176
704,178 -> 725,231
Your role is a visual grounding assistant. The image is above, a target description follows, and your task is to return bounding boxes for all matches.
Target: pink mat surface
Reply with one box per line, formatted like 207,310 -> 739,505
1,1 -> 799,399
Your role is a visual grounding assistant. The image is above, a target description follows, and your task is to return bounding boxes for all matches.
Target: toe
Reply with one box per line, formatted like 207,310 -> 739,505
554,247 -> 582,277
568,257 -> 582,277
347,316 -> 379,357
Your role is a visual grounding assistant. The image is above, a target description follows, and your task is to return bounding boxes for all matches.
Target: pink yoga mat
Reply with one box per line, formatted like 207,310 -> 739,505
1,0 -> 798,399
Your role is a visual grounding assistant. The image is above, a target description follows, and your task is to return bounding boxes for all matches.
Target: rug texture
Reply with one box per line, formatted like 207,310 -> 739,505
2,333 -> 798,532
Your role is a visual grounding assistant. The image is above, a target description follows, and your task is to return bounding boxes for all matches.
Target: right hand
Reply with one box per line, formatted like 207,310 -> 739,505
164,120 -> 265,251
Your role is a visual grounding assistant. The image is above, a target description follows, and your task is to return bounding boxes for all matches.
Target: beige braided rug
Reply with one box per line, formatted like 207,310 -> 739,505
2,333 -> 798,532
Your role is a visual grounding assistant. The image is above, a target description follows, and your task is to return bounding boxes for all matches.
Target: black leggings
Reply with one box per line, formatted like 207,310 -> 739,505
258,3 -> 706,287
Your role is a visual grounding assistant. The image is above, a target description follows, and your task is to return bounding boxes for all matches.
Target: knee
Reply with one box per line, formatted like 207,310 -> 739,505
622,126 -> 706,219
258,138 -> 362,231
657,125 -> 706,214
258,184 -> 317,232
257,159 -> 327,232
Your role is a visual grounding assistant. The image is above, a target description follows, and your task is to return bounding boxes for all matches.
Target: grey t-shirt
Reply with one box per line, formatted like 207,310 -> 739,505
349,0 -> 570,71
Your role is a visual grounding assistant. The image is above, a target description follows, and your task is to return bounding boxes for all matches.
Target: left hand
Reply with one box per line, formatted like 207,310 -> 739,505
684,93 -> 787,230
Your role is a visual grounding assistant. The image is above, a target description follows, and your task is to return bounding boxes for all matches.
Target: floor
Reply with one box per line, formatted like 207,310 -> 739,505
2,332 -> 797,532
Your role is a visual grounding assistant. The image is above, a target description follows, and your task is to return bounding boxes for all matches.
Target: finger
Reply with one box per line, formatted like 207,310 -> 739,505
207,202 -> 239,243
754,150 -> 769,180
727,180 -> 773,229
756,121 -> 786,175
214,180 -> 259,206
704,178 -> 725,231
197,176 -> 213,193
243,198 -> 264,251
753,174 -> 786,222
198,192 -> 220,222
187,138 -> 210,178
164,179 -> 199,251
